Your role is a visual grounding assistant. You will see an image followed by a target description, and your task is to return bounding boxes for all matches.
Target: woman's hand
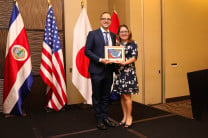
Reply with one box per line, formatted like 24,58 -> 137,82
114,60 -> 126,66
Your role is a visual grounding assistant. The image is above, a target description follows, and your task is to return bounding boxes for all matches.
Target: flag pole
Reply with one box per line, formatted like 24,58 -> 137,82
81,0 -> 84,8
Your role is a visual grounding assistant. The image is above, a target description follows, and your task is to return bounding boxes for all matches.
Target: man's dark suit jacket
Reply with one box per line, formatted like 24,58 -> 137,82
85,28 -> 116,74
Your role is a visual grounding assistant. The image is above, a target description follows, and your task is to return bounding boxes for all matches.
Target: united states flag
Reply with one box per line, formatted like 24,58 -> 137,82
40,5 -> 67,111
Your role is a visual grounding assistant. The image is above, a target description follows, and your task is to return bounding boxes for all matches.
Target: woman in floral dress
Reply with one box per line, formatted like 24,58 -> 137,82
112,24 -> 139,128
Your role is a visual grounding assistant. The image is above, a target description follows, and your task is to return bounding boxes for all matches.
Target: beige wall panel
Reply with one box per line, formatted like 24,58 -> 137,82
164,0 -> 208,98
129,0 -> 144,103
143,0 -> 162,104
87,0 -> 108,29
64,0 -> 85,104
108,0 -> 129,26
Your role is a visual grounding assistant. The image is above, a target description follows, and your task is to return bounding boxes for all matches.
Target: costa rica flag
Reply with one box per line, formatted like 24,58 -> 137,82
3,2 -> 33,116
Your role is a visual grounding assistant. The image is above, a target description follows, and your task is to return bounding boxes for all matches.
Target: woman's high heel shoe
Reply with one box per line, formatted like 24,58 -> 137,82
119,122 -> 126,126
124,124 -> 132,128
124,116 -> 133,128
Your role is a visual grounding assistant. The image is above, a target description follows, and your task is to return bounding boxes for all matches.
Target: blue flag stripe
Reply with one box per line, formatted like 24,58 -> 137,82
9,4 -> 19,28
10,73 -> 33,115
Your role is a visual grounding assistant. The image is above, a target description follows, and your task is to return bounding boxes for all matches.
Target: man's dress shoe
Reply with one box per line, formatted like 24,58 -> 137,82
96,122 -> 107,130
103,119 -> 116,127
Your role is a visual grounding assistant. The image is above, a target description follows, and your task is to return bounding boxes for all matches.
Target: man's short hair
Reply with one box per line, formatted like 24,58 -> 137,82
100,12 -> 111,19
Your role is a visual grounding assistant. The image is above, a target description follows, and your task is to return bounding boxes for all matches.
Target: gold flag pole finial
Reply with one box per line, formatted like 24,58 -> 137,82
48,0 -> 51,5
113,3 -> 116,11
81,0 -> 84,8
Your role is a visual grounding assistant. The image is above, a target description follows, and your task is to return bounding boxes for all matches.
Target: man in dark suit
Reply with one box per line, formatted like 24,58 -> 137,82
85,12 -> 116,130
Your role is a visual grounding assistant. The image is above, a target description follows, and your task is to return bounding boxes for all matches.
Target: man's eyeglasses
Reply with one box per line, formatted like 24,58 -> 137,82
101,18 -> 111,21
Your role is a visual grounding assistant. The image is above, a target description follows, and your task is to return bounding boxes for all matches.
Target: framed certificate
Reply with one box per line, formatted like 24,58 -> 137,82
105,46 -> 125,62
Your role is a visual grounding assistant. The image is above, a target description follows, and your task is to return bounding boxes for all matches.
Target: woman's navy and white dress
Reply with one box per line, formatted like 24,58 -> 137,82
112,41 -> 139,95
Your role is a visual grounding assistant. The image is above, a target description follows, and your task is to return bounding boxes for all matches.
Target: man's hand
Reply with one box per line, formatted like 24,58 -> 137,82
100,58 -> 114,64
100,58 -> 109,64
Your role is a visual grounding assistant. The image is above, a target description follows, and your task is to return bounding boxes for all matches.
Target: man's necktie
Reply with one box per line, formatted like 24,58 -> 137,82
104,32 -> 109,46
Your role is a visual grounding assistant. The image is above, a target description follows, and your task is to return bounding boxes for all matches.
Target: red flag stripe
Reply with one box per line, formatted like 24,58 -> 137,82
47,98 -> 59,111
50,77 -> 65,106
42,42 -> 52,60
40,70 -> 53,88
51,61 -> 66,102
52,53 -> 66,92
53,52 -> 66,84
40,59 -> 52,75
41,62 -> 65,107
40,62 -> 65,107
4,59 -> 32,111
3,29 -> 29,101
5,14 -> 24,56
55,51 -> 66,81
42,48 -> 52,62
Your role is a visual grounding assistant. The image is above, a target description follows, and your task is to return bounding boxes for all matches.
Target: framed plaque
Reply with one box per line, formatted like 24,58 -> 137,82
105,46 -> 125,62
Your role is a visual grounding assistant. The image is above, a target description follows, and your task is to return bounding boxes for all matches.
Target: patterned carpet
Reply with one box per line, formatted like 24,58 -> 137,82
152,99 -> 193,119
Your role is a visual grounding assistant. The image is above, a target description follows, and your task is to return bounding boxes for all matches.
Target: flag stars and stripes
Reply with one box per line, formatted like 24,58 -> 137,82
44,8 -> 61,54
40,5 -> 67,111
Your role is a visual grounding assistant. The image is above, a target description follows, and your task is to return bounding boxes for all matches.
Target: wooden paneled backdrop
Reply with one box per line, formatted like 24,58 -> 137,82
0,0 -> 65,112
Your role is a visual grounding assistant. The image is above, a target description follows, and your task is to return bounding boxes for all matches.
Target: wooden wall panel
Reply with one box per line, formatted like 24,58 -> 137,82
0,0 -> 13,28
18,0 -> 63,30
27,31 -> 64,75
0,30 -> 7,78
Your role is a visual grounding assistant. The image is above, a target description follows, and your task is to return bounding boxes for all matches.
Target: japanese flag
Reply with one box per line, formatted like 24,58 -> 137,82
72,8 -> 92,104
